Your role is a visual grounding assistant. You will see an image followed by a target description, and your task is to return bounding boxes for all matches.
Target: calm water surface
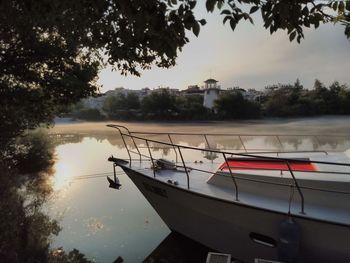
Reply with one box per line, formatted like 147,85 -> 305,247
48,117 -> 350,262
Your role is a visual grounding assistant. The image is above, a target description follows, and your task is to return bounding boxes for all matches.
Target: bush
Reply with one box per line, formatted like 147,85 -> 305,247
74,108 -> 104,121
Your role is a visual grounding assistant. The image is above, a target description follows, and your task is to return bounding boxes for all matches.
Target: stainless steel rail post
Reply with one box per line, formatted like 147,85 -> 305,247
204,135 -> 211,149
238,136 -> 247,152
276,135 -> 284,152
286,161 -> 305,214
177,146 -> 190,189
146,140 -> 156,178
123,126 -> 142,161
115,127 -> 132,164
223,153 -> 239,201
167,134 -> 178,163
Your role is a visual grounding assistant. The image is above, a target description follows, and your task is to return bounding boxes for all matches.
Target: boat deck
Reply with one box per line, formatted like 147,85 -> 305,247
106,124 -> 350,227
123,152 -> 350,226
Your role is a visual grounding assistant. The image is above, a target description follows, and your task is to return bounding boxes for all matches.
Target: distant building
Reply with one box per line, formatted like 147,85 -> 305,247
82,87 -> 150,110
225,87 -> 264,102
180,85 -> 204,96
81,79 -> 264,113
82,94 -> 106,110
203,78 -> 221,109
245,89 -> 264,101
151,86 -> 179,96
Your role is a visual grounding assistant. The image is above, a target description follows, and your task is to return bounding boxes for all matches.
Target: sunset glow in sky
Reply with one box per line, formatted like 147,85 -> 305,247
97,3 -> 350,92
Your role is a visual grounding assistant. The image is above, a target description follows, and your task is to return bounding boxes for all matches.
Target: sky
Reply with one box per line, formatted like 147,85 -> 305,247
97,3 -> 350,93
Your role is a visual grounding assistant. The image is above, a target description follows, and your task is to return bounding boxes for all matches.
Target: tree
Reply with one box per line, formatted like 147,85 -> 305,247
214,91 -> 261,119
176,95 -> 209,120
263,79 -> 350,116
217,0 -> 350,43
103,94 -> 128,113
125,92 -> 141,110
73,108 -> 105,121
2,0 -> 350,144
0,130 -> 94,262
103,92 -> 140,119
141,90 -> 177,119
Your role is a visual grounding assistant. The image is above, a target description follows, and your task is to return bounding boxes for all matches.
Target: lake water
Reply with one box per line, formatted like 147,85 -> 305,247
48,117 -> 350,262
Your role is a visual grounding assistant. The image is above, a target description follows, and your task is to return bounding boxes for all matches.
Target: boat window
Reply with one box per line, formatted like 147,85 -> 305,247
249,232 -> 276,248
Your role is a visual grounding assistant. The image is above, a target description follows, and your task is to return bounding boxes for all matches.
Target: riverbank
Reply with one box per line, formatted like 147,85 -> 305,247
51,115 -> 350,136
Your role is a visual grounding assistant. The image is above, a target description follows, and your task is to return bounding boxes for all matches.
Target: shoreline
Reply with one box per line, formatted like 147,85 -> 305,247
54,114 -> 350,125
50,116 -> 350,136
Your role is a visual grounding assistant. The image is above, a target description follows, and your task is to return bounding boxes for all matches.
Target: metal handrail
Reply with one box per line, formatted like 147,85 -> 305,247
107,124 -> 350,214
286,161 -> 305,214
129,131 -> 350,137
223,153 -> 239,201
119,131 -> 350,168
121,129 -> 350,154
107,124 -> 142,161
134,146 -> 331,156
167,134 -> 178,162
177,146 -> 190,189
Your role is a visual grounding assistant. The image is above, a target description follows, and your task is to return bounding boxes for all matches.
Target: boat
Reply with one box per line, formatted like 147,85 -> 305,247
106,124 -> 350,262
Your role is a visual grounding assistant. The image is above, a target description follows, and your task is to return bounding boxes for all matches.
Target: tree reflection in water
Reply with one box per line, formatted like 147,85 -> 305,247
0,130 -> 93,263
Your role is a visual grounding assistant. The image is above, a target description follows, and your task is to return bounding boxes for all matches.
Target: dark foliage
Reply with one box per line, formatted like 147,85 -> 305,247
214,91 -> 261,119
2,0 -> 350,144
263,79 -> 350,117
0,130 -> 94,263
141,90 -> 178,119
176,95 -> 211,120
73,108 -> 105,121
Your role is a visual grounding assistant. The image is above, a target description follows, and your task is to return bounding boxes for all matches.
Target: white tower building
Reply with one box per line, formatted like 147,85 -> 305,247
203,78 -> 220,109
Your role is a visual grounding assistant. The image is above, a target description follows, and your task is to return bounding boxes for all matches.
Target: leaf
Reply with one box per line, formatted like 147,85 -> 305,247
264,16 -> 273,28
302,6 -> 309,16
248,16 -> 254,24
192,21 -> 200,36
297,35 -> 301,43
179,4 -> 184,15
221,10 -> 231,15
289,31 -> 296,42
206,0 -> 217,12
249,6 -> 259,14
223,15 -> 231,24
304,20 -> 310,28
314,19 -> 320,29
189,1 -> 196,9
217,0 -> 224,10
243,13 -> 250,20
229,18 -> 236,31
198,19 -> 206,26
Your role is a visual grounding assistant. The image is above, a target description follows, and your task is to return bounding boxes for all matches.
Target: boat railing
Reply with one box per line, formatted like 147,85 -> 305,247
107,124 -> 350,214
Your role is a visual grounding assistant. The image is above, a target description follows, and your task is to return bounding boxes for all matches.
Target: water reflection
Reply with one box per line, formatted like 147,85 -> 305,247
51,130 -> 350,158
48,137 -> 169,262
0,130 -> 94,263
47,119 -> 350,262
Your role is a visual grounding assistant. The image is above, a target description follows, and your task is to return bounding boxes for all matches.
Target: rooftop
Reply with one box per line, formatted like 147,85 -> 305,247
204,78 -> 218,83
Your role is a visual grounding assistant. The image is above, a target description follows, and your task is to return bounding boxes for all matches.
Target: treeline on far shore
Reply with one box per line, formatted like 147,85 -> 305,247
67,79 -> 350,121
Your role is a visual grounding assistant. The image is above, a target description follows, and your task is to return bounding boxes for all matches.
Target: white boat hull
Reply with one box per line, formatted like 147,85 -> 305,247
122,166 -> 350,263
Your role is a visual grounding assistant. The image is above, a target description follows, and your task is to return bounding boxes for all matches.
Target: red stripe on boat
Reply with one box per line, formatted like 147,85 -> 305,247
219,159 -> 317,172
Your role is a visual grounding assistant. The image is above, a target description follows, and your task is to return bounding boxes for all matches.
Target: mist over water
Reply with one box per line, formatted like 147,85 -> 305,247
48,117 -> 350,262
